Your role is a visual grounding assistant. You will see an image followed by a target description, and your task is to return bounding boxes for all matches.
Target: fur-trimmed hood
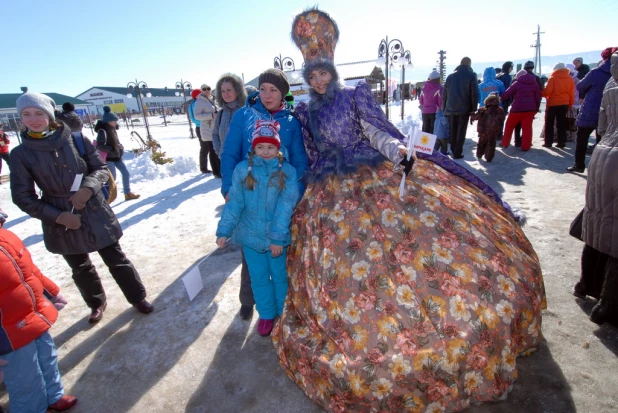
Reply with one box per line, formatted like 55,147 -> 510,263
215,73 -> 247,107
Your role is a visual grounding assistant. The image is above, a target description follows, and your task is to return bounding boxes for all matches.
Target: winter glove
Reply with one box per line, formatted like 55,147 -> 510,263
56,212 -> 82,230
0,209 -> 7,227
400,157 -> 415,176
51,293 -> 68,311
69,187 -> 93,210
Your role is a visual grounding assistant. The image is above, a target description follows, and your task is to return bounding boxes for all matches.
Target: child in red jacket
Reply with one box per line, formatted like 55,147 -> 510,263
0,225 -> 77,413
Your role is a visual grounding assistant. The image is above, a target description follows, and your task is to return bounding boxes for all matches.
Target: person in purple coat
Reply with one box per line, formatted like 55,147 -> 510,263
567,56 -> 613,173
500,70 -> 541,151
419,70 -> 443,133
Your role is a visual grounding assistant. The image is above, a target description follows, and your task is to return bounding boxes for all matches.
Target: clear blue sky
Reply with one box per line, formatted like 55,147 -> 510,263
3,0 -> 616,96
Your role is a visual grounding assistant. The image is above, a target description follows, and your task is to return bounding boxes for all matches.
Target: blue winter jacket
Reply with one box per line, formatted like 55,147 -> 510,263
188,100 -> 200,127
220,92 -> 308,198
478,67 -> 505,107
433,110 -> 450,139
576,59 -> 612,128
216,154 -> 299,251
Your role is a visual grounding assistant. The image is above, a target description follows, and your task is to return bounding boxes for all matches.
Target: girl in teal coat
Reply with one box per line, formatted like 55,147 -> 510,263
216,120 -> 298,336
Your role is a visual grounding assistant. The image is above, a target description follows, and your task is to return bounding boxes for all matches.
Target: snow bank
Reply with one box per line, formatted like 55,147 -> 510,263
126,150 -> 198,183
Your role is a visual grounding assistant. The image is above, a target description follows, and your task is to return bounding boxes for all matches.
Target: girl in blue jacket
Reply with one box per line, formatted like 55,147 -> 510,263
216,120 -> 298,336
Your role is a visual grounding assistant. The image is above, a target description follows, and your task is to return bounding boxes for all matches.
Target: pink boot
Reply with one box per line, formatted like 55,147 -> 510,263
257,319 -> 274,336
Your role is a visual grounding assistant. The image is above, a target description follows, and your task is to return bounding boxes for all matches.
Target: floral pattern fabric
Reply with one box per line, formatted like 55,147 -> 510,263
272,159 -> 546,412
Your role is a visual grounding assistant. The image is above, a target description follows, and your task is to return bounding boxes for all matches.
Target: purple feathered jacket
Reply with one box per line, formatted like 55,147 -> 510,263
293,81 -> 525,222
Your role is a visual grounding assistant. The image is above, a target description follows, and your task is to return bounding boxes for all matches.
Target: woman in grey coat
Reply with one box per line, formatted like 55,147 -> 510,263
10,92 -> 153,324
212,73 -> 248,157
575,53 -> 618,326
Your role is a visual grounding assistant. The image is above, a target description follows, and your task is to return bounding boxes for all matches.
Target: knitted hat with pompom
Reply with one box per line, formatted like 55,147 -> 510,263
101,106 -> 119,123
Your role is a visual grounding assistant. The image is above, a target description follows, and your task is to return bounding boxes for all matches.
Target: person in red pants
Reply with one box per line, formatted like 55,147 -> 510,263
500,69 -> 541,150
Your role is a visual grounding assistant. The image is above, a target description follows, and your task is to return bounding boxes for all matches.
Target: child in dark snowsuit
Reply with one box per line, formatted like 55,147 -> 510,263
470,94 -> 505,162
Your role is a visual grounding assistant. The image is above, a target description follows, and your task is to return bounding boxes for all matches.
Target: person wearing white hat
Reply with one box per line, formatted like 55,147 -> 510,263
419,70 -> 444,134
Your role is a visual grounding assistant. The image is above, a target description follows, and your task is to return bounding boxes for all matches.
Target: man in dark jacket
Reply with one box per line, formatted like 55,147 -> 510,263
573,57 -> 591,81
497,61 -> 514,113
443,57 -> 479,159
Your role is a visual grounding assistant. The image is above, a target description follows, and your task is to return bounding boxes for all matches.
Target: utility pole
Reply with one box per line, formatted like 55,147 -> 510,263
531,25 -> 544,77
438,50 -> 447,84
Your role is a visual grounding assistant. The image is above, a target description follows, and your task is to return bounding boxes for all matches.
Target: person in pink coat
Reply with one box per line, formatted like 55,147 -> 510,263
419,70 -> 444,133
500,70 -> 541,150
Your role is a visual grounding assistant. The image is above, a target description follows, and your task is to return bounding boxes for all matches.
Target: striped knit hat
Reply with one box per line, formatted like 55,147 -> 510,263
252,120 -> 280,149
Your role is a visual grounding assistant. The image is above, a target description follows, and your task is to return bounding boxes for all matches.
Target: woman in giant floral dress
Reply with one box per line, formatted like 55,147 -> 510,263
272,8 -> 546,412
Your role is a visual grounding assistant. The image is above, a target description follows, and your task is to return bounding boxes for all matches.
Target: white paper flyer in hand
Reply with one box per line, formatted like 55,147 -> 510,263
413,132 -> 437,155
182,266 -> 204,301
69,173 -> 83,192
399,126 -> 418,199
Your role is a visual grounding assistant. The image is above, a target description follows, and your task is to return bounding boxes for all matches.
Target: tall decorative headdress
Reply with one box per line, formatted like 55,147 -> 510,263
291,8 -> 340,84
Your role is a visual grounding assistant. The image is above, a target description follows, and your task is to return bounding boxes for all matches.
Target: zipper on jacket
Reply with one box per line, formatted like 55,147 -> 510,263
0,246 -> 53,327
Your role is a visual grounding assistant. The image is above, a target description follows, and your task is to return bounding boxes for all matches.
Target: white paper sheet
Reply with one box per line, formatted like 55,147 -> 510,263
182,266 -> 204,301
70,174 -> 83,192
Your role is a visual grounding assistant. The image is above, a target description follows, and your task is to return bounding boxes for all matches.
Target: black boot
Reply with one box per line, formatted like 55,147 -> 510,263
590,299 -> 616,325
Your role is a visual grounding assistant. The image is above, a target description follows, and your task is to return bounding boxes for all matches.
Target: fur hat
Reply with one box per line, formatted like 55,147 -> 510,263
553,62 -> 566,71
56,111 -> 83,132
252,120 -> 281,149
16,92 -> 56,120
191,89 -> 201,99
524,61 -> 535,70
215,73 -> 247,107
62,102 -> 75,112
291,7 -> 340,85
602,47 -> 618,61
429,70 -> 441,80
102,106 -> 119,123
484,93 -> 500,106
566,63 -> 576,75
258,68 -> 290,96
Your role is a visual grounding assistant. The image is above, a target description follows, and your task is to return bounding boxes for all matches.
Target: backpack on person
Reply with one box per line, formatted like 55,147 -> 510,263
71,132 -> 117,204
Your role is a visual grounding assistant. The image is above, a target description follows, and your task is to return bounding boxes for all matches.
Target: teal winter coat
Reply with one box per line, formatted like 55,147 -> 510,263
216,154 -> 299,252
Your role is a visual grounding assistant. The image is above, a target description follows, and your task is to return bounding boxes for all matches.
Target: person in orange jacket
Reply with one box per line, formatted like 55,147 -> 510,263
541,62 -> 575,148
0,224 -> 78,412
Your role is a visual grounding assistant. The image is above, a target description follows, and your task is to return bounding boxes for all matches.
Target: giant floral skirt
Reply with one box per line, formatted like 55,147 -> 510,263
272,159 -> 546,412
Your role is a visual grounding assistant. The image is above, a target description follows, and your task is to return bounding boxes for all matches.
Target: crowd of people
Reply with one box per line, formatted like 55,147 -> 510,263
0,7 -> 616,412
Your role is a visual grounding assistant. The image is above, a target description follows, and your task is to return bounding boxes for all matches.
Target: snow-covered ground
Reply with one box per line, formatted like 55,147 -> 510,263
2,101 -> 617,413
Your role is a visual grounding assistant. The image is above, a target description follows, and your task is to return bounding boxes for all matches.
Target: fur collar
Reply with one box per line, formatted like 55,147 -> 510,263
306,80 -> 342,148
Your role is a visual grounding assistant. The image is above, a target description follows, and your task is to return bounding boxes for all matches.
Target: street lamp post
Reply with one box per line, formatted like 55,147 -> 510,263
126,80 -> 152,140
274,54 -> 296,72
175,80 -> 195,139
377,36 -> 412,120
398,50 -> 413,120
